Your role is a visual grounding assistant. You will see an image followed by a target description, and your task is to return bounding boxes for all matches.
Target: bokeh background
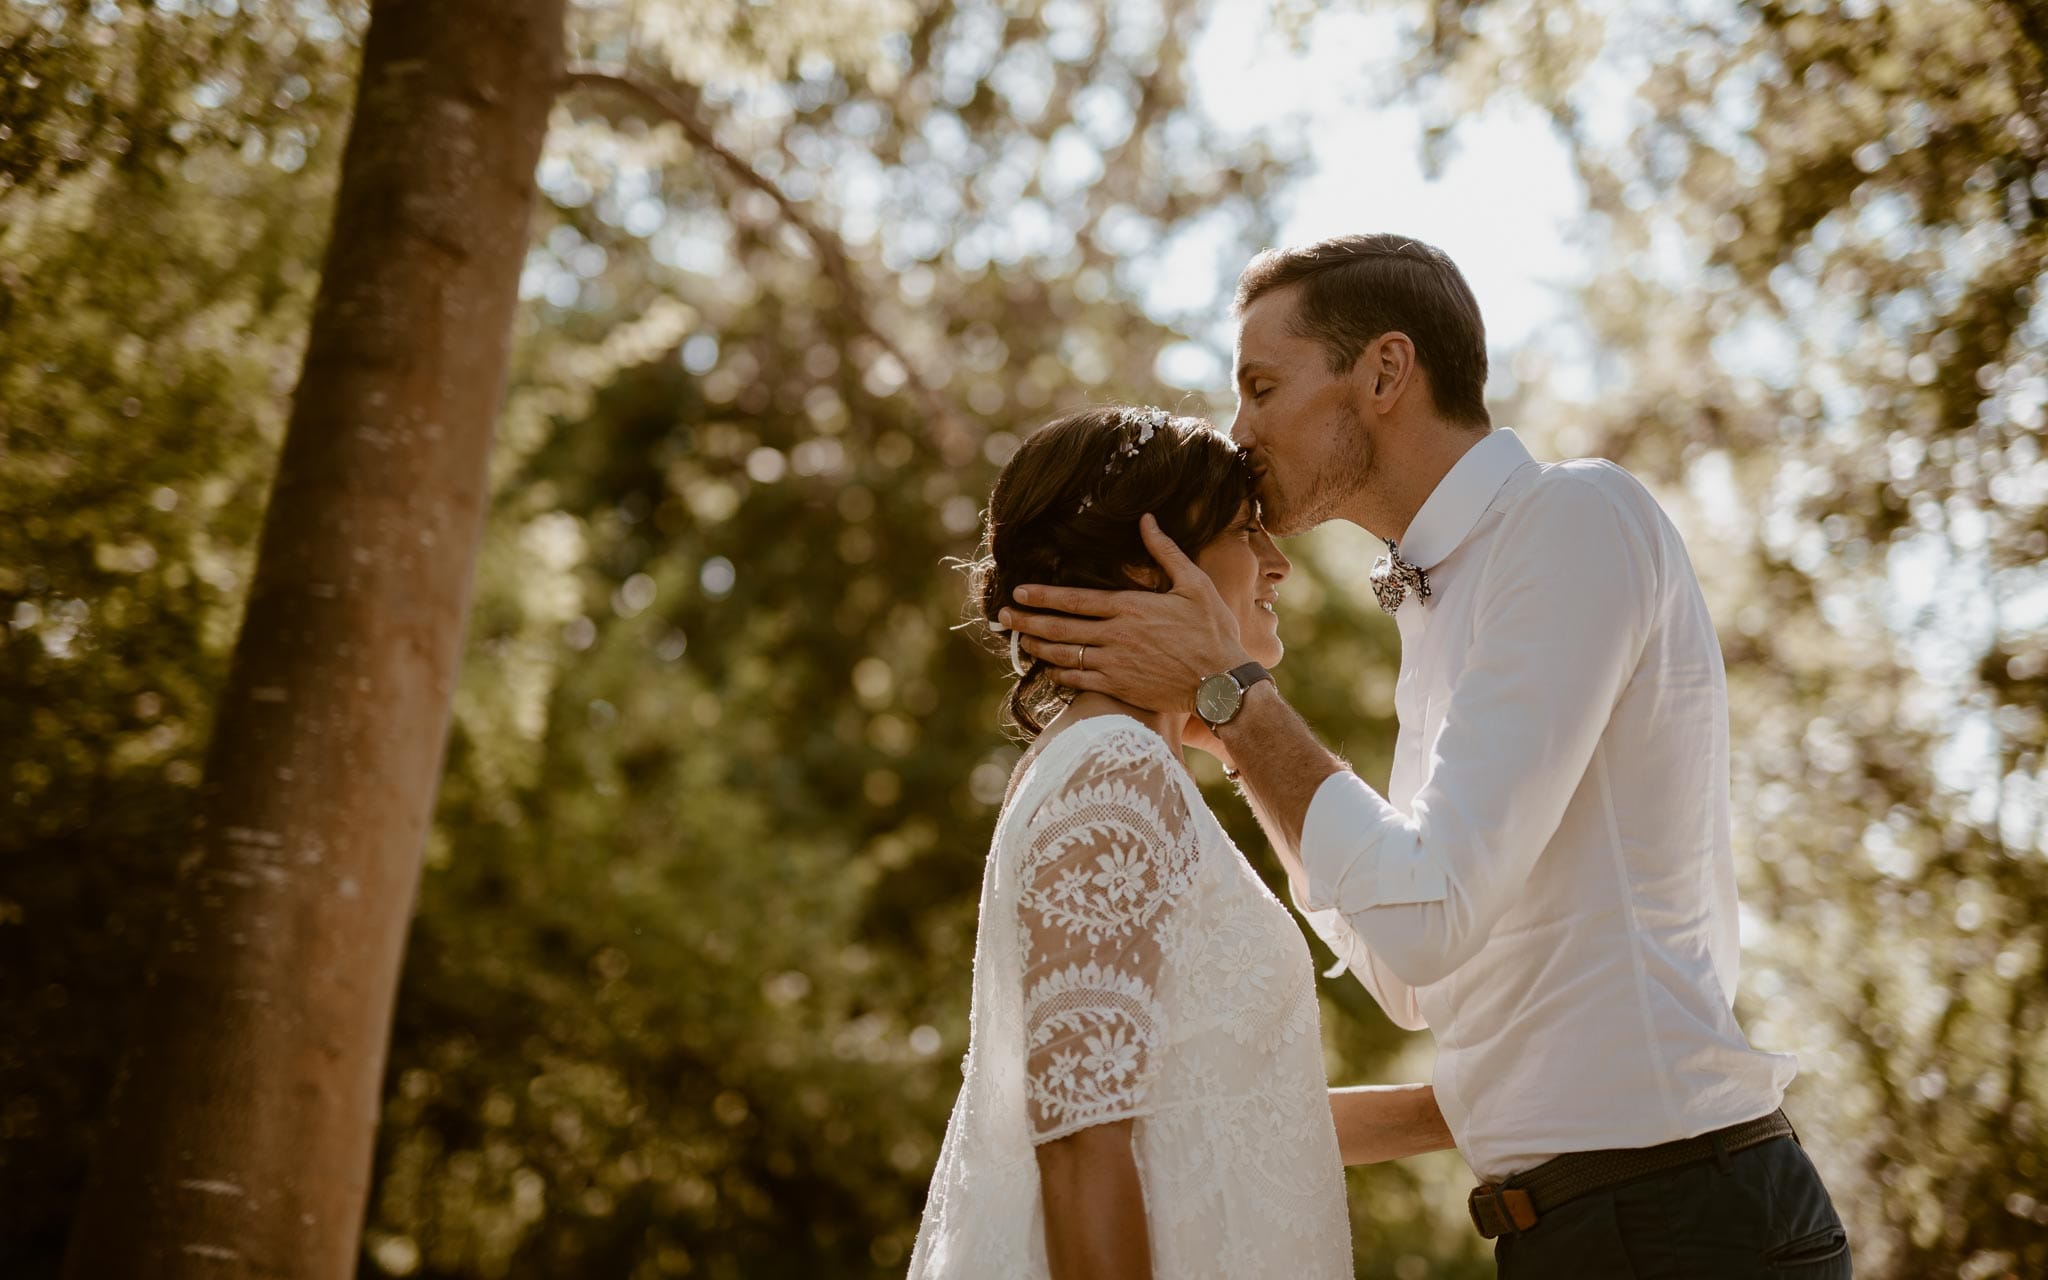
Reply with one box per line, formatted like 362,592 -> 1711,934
4,0 -> 2045,1276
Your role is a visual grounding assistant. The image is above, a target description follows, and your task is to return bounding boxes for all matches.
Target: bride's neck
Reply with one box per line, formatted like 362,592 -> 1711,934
1061,691 -> 1185,755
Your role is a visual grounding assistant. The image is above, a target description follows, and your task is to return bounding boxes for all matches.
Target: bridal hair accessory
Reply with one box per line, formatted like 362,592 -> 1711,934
1076,407 -> 1172,514
1369,538 -> 1431,614
985,616 -> 1030,677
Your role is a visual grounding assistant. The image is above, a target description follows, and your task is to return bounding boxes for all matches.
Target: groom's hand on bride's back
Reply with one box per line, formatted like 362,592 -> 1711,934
999,514 -> 1251,715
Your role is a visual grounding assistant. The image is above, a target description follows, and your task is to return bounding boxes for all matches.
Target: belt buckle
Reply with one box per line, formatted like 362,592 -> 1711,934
1467,1184 -> 1539,1239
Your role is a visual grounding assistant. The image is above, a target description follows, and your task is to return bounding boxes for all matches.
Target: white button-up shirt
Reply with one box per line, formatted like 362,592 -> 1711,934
1294,428 -> 1796,1182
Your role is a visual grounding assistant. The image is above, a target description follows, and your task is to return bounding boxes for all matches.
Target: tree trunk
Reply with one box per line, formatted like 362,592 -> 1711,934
62,1 -> 563,1274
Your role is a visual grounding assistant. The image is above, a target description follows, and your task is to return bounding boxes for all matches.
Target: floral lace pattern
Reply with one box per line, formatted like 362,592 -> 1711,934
1018,734 -> 1196,1140
908,716 -> 1352,1279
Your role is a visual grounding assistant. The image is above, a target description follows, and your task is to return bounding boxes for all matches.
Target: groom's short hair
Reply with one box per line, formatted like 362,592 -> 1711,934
1233,234 -> 1490,427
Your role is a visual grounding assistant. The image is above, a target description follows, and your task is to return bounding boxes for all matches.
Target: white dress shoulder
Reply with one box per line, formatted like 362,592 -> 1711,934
908,715 -> 1351,1279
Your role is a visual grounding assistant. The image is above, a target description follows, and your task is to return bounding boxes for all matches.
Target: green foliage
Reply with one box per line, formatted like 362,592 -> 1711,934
2,1 -> 1481,1277
356,0 -> 1485,1267
1415,1 -> 2048,1274
22,0 -> 2038,1275
0,1 -> 362,1267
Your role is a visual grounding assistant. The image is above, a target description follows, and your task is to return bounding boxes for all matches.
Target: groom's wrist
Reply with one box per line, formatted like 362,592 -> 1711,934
1212,676 -> 1282,742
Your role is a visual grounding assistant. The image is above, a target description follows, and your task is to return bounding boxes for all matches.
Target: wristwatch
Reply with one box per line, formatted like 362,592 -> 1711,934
1195,661 -> 1273,729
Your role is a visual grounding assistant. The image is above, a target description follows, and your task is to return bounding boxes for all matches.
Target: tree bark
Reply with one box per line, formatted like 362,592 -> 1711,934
61,1 -> 563,1275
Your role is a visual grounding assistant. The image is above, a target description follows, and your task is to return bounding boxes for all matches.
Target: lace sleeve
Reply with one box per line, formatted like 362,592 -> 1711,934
1017,725 -> 1198,1144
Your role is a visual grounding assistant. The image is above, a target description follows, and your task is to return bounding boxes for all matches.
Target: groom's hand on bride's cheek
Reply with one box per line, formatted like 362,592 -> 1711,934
1000,514 -> 1252,714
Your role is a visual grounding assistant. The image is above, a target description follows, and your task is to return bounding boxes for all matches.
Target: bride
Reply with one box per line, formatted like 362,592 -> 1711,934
910,406 -> 1443,1279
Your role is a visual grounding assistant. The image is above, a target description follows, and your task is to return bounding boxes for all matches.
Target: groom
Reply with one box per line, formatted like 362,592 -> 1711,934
1001,235 -> 1851,1276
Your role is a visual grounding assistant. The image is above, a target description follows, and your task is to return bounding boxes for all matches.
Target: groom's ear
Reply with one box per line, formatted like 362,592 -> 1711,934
1361,332 -> 1417,408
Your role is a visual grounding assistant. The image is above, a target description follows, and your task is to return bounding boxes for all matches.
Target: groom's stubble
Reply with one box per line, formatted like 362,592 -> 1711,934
1262,394 -> 1375,539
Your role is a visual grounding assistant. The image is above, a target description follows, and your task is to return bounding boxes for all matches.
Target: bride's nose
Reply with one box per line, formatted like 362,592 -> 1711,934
1257,533 -> 1290,581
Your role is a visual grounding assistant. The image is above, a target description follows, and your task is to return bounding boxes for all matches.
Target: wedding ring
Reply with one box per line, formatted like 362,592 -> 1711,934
1077,643 -> 1088,669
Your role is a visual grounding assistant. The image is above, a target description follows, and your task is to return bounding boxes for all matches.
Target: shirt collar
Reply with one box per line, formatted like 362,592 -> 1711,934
1394,428 -> 1535,571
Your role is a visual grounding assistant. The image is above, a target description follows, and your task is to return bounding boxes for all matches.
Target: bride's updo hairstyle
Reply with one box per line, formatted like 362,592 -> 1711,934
965,405 -> 1254,737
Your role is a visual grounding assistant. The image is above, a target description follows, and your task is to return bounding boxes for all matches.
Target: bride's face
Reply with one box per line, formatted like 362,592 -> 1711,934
1193,501 -> 1292,667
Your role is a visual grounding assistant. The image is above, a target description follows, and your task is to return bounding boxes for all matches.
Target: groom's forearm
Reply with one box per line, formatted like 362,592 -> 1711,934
1329,1083 -> 1455,1165
1215,680 -> 1345,885
1219,684 -> 1433,1028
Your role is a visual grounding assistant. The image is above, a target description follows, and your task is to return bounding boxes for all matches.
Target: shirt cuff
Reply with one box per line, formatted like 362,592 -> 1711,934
1299,772 -> 1447,913
1287,875 -> 1357,979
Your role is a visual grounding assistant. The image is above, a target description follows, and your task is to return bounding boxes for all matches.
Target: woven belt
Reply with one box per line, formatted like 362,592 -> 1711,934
1468,1109 -> 1796,1240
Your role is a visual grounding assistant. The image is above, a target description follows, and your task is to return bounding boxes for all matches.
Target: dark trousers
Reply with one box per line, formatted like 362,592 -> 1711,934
1495,1135 -> 1850,1278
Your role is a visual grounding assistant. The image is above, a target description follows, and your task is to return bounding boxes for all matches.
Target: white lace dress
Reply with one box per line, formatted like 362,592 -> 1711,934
908,715 -> 1351,1279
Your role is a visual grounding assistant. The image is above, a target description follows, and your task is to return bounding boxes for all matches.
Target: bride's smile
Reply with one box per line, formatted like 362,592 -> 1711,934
1193,500 -> 1290,669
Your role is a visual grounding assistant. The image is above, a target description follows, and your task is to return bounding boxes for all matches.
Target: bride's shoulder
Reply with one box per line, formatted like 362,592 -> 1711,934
1065,711 -> 1177,762
1031,713 -> 1176,782
1013,713 -> 1189,826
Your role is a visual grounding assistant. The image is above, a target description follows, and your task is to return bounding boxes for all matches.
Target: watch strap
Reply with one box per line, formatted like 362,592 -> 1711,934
1227,661 -> 1272,695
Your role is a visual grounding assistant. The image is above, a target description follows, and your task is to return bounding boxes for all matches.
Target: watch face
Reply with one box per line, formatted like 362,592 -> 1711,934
1196,673 -> 1241,725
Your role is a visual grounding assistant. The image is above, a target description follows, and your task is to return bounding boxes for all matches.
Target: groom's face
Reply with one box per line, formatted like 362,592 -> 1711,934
1228,285 -> 1372,538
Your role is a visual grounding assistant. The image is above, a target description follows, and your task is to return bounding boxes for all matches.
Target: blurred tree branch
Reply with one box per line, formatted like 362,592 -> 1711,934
1999,0 -> 2048,68
562,65 -> 974,465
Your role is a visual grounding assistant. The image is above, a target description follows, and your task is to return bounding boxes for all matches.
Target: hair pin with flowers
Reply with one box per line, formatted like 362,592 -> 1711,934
1076,407 -> 1172,514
